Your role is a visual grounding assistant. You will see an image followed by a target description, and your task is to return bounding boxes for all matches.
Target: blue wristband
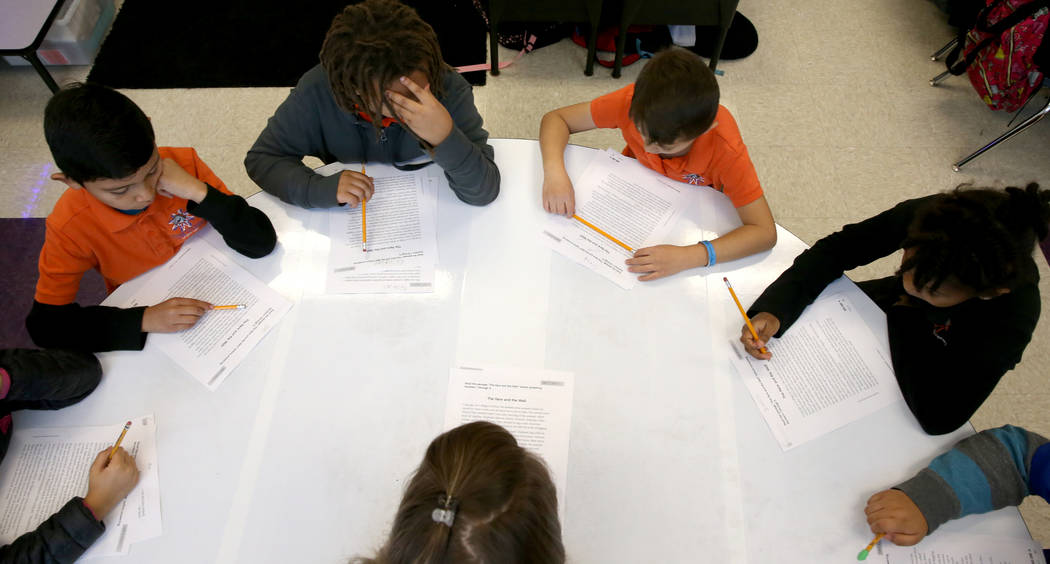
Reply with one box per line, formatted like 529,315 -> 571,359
701,240 -> 716,267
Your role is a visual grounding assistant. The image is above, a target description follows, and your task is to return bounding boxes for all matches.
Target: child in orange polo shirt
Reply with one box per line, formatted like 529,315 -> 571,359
540,48 -> 777,281
26,83 -> 277,352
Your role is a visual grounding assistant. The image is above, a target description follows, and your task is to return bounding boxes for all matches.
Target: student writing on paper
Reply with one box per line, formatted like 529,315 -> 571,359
245,0 -> 499,209
27,84 -> 278,353
864,424 -> 1050,559
0,349 -> 139,562
741,185 -> 1049,434
353,421 -> 564,564
539,48 -> 776,281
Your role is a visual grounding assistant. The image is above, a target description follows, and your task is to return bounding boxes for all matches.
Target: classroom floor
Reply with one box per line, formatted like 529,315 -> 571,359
2,0 -> 1049,546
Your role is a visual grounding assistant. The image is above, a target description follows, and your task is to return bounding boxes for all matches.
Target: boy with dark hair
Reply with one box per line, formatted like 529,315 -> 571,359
540,47 -> 776,281
865,424 -> 1050,558
741,184 -> 1049,434
245,0 -> 499,209
28,83 -> 278,353
0,348 -> 139,562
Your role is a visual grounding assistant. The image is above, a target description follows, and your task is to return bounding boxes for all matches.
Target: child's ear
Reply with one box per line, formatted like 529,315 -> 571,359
50,172 -> 82,189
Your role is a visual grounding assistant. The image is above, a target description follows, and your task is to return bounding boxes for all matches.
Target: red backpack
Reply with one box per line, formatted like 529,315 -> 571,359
946,0 -> 1050,112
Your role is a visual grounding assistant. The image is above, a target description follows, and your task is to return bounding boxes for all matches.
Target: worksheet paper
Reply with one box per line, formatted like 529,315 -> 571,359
869,532 -> 1046,564
729,294 -> 902,451
444,365 -> 575,517
541,149 -> 689,289
317,162 -> 438,294
0,415 -> 162,558
103,239 -> 292,390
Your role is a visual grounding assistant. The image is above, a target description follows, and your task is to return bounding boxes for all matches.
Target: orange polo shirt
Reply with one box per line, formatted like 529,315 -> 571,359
35,147 -> 233,305
590,84 -> 763,208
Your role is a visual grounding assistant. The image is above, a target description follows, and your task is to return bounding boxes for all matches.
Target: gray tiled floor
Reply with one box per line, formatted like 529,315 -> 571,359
1,0 -> 1048,545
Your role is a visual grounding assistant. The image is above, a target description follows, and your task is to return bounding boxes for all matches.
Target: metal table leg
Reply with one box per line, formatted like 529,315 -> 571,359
22,51 -> 59,93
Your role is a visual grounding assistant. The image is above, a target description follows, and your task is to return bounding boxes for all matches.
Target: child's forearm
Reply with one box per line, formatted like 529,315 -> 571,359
706,223 -> 777,264
188,186 -> 277,259
26,301 -> 147,352
539,112 -> 571,176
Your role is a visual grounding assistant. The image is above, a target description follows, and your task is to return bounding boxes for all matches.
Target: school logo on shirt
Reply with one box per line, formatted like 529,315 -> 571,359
168,209 -> 199,234
932,319 -> 951,346
682,173 -> 707,186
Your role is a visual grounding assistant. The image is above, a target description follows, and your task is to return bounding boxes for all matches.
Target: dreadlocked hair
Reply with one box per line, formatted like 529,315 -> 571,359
320,0 -> 447,134
352,421 -> 565,564
900,183 -> 1050,293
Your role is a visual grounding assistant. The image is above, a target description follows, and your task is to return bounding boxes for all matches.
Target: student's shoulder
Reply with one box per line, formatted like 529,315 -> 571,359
159,146 -> 201,167
46,189 -> 95,233
288,65 -> 341,108
709,105 -> 745,146
295,64 -> 330,91
590,84 -> 635,126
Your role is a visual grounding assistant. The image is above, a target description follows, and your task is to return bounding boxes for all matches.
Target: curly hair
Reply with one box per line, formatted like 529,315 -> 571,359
320,0 -> 446,132
901,183 -> 1050,293
352,421 -> 565,564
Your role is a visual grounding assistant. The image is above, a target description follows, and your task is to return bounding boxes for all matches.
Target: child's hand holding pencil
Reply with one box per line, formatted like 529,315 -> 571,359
336,169 -> 374,207
864,489 -> 929,547
83,433 -> 140,520
739,312 -> 779,360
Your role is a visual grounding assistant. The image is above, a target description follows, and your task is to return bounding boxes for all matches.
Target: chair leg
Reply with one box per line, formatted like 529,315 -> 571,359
585,22 -> 598,76
952,96 -> 1050,171
489,22 -> 501,76
708,15 -> 733,72
613,23 -> 628,78
23,52 -> 59,93
930,38 -> 958,61
929,70 -> 952,87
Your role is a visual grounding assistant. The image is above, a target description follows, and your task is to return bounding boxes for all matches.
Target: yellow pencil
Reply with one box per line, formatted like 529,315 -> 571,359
724,277 -> 768,355
572,214 -> 633,252
857,533 -> 885,560
212,304 -> 246,310
361,163 -> 367,253
106,421 -> 132,464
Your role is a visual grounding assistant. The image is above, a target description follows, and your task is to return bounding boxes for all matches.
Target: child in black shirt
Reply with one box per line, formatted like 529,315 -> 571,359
741,184 -> 1049,434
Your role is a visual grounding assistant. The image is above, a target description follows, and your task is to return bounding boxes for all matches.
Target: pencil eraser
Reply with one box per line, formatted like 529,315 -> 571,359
857,549 -> 869,561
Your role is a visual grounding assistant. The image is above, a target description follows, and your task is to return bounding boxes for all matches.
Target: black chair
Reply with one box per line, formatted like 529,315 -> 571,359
613,0 -> 738,78
487,0 -> 603,76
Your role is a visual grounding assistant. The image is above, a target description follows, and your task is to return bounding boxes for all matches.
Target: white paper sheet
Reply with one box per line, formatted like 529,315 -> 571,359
541,150 -> 689,289
317,163 -> 438,294
730,294 -> 903,450
869,532 -> 1046,564
444,365 -> 575,517
0,415 -> 162,558
103,239 -> 293,390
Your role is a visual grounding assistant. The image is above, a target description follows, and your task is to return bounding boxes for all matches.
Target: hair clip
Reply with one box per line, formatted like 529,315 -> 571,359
431,493 -> 458,528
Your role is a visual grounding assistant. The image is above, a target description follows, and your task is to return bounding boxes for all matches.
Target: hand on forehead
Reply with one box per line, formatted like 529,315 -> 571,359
383,69 -> 429,102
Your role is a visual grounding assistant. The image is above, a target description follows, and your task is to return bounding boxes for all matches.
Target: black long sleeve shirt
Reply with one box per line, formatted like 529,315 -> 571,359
748,196 -> 1041,435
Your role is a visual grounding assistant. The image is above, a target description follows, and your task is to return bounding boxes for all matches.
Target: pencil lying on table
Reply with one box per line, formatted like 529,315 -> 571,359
212,304 -> 246,310
571,214 -> 633,252
361,163 -> 368,253
724,277 -> 768,355
106,421 -> 131,464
